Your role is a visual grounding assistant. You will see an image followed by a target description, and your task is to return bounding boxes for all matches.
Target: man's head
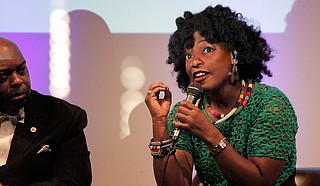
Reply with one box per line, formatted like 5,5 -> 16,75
0,37 -> 31,114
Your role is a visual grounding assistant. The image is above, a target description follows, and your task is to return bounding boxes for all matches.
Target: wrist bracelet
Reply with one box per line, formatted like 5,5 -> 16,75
209,137 -> 228,157
149,138 -> 172,146
148,138 -> 176,158
149,146 -> 176,158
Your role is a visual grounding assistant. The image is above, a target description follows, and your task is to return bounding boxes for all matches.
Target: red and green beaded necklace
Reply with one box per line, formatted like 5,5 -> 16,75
204,80 -> 253,124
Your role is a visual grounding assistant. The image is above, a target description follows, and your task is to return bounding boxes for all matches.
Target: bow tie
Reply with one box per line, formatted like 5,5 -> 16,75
0,108 -> 25,125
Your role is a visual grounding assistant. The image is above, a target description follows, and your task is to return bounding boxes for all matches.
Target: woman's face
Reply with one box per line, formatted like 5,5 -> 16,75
185,32 -> 232,91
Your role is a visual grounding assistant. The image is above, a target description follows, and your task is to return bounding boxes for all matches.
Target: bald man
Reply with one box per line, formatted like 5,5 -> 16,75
0,37 -> 92,185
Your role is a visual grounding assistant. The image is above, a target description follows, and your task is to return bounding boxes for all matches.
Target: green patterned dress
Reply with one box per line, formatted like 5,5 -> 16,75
167,82 -> 298,186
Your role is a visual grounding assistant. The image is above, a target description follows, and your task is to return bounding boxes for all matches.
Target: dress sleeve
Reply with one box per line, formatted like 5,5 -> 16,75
247,87 -> 298,160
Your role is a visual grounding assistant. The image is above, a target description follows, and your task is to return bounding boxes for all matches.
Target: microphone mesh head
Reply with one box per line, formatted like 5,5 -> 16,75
187,83 -> 203,98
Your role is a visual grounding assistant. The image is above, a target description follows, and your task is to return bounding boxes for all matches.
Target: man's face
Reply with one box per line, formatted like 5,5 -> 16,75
0,39 -> 31,114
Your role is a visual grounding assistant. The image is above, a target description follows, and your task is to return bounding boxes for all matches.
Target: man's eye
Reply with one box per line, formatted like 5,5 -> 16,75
185,54 -> 193,60
18,68 -> 26,76
203,47 -> 213,54
0,74 -> 8,83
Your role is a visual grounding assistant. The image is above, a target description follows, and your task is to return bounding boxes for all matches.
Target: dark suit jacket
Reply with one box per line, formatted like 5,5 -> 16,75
0,90 -> 92,186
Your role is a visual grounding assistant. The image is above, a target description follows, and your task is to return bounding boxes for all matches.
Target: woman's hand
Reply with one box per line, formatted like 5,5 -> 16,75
174,100 -> 214,141
145,82 -> 172,124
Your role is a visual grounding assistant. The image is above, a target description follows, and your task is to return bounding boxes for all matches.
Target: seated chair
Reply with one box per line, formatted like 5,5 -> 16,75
295,167 -> 320,186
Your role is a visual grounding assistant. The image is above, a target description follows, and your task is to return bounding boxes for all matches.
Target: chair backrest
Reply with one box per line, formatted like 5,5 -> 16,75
295,167 -> 320,186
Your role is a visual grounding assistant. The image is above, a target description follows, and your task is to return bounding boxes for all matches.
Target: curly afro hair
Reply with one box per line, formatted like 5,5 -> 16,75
167,4 -> 273,92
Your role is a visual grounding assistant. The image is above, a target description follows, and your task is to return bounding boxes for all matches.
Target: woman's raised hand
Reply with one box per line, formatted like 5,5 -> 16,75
145,82 -> 172,123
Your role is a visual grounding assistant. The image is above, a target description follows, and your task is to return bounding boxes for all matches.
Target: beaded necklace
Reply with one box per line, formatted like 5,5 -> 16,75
204,80 -> 253,124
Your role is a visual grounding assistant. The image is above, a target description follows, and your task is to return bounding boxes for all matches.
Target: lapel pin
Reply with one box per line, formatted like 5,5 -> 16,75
30,127 -> 37,133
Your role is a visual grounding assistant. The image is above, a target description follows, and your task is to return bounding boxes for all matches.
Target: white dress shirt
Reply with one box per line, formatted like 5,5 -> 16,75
0,120 -> 16,166
0,108 -> 24,166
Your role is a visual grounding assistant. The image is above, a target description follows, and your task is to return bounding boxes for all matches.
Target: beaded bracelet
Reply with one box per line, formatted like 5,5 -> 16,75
149,138 -> 172,146
148,139 -> 176,158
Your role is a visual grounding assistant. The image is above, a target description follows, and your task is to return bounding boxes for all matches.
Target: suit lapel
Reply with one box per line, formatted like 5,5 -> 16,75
8,120 -> 41,157
7,91 -> 45,159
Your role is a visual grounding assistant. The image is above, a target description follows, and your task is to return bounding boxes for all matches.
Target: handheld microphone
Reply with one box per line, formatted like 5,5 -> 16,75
172,82 -> 203,141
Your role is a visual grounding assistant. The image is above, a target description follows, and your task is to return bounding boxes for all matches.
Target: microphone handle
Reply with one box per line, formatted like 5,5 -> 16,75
186,95 -> 201,107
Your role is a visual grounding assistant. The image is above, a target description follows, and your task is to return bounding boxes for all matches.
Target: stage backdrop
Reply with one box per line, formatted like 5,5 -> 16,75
1,0 -> 320,185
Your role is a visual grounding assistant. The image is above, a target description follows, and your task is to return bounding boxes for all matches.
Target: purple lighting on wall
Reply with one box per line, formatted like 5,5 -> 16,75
0,33 -> 50,95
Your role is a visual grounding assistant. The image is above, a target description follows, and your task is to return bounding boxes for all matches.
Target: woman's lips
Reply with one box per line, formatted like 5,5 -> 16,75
193,71 -> 209,83
194,75 -> 208,83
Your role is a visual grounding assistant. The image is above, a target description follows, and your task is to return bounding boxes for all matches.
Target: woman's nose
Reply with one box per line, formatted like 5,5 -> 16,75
192,59 -> 203,68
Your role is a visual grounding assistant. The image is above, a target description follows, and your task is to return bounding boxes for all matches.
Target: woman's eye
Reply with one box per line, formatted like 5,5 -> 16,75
203,47 -> 213,54
185,54 -> 193,60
